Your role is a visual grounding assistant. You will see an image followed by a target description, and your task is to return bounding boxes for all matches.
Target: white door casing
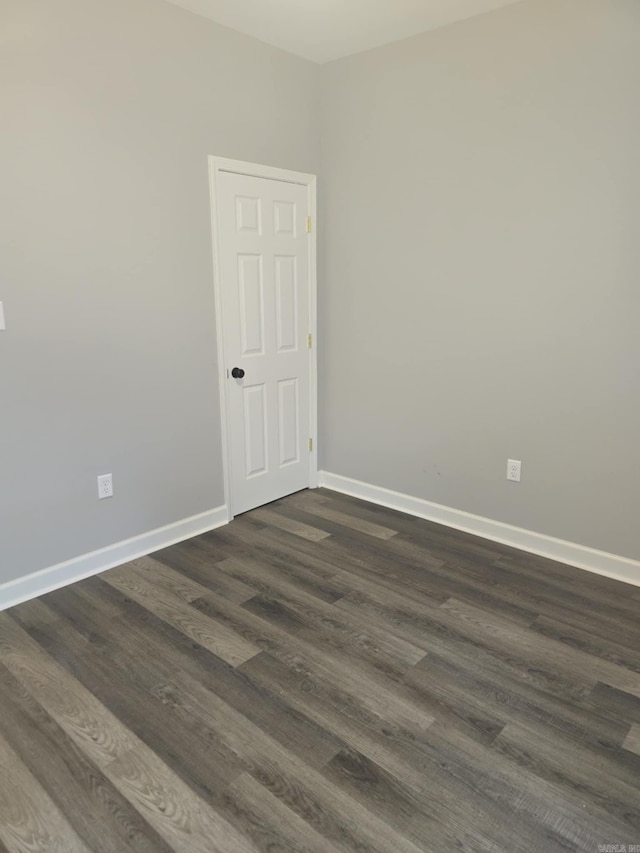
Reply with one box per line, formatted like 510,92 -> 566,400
209,158 -> 317,517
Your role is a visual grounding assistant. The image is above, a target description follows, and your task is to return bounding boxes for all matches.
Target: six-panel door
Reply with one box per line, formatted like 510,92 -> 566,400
217,171 -> 311,515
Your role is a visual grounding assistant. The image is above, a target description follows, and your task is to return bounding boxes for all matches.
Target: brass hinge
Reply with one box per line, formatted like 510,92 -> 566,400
305,216 -> 312,234
307,333 -> 312,349
308,438 -> 313,452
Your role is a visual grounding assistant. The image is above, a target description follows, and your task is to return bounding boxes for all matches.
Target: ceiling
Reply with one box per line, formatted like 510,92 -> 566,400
163,0 -> 526,64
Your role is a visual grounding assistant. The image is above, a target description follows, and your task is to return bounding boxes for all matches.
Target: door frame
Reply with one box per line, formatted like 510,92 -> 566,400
208,156 -> 318,519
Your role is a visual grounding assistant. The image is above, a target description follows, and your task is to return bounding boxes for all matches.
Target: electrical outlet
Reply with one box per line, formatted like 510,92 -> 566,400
507,459 -> 521,482
98,473 -> 113,499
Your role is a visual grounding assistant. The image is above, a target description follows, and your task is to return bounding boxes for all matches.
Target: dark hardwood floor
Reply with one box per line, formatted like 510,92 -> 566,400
1,488 -> 640,852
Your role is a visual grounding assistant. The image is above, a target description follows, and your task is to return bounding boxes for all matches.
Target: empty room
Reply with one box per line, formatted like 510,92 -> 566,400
1,0 -> 639,850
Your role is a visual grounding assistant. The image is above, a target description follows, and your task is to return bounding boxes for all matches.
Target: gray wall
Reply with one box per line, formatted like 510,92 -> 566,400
3,0 -> 638,586
319,0 -> 640,559
0,0 -> 319,583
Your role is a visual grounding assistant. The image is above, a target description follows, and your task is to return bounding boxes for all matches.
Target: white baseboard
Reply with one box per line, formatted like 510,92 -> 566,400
318,471 -> 640,588
0,505 -> 230,612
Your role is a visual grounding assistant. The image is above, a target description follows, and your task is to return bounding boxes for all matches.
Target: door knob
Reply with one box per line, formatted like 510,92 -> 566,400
231,367 -> 245,379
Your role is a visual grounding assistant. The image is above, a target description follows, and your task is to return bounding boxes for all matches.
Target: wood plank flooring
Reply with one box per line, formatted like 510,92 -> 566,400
1,488 -> 640,852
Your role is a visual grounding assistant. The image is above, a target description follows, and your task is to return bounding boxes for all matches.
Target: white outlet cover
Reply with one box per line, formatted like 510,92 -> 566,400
507,459 -> 522,482
98,473 -> 113,499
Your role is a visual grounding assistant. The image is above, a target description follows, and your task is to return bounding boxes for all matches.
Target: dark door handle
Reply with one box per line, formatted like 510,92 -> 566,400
231,367 -> 245,379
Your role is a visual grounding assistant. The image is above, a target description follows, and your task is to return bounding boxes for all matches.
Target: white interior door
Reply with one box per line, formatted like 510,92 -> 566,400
213,165 -> 315,516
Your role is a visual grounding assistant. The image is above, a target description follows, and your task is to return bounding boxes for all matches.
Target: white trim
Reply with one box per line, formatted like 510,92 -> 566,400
210,156 -> 316,187
208,160 -> 233,519
0,505 -> 229,612
208,156 -> 318,513
307,175 -> 318,487
318,471 -> 640,588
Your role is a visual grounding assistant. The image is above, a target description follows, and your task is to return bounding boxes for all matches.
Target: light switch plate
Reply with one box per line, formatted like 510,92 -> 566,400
0,302 -> 5,330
